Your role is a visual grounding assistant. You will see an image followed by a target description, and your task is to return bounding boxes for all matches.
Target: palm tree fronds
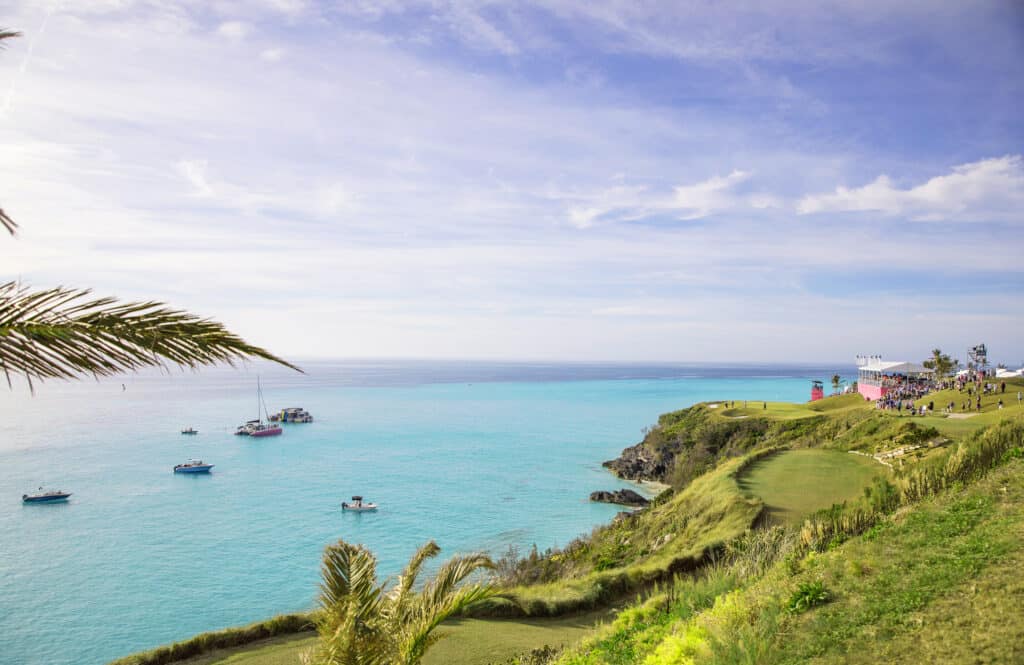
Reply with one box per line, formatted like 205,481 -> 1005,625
0,281 -> 300,388
310,539 -> 497,665
0,29 -> 22,45
391,540 -> 441,607
0,208 -> 15,236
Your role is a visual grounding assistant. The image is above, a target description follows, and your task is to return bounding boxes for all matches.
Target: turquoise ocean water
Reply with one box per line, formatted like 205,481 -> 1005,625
0,360 -> 841,665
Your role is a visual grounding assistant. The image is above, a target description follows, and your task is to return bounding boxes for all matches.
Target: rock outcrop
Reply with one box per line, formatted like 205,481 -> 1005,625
589,488 -> 649,507
602,442 -> 670,483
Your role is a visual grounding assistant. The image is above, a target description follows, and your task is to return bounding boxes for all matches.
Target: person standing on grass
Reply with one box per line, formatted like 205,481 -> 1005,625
1018,390 -> 1022,406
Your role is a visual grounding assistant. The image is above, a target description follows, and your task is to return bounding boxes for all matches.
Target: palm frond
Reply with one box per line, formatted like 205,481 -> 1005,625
398,553 -> 496,663
316,541 -> 389,665
0,208 -> 15,236
0,28 -> 21,44
1,30 -> 23,236
390,540 -> 441,608
0,281 -> 300,388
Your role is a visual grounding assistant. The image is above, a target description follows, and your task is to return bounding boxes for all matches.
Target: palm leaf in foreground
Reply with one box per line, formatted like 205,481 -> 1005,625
0,208 -> 15,236
0,281 -> 300,388
306,539 -> 496,665
1,29 -> 22,236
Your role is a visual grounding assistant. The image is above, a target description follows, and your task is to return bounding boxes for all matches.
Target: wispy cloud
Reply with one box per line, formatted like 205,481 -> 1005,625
216,21 -> 252,41
797,155 -> 1024,221
0,0 -> 1021,362
566,170 -> 765,228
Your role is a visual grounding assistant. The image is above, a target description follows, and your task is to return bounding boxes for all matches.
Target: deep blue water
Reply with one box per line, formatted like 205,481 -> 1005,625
0,360 -> 843,665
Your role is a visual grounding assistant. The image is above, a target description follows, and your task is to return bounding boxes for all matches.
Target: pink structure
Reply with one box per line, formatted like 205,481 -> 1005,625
810,382 -> 824,401
858,382 -> 886,401
855,357 -> 934,401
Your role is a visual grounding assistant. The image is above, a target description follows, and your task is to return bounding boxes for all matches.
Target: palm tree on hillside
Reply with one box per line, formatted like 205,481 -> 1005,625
831,374 -> 841,394
0,28 -> 297,387
304,539 -> 496,665
923,348 -> 957,379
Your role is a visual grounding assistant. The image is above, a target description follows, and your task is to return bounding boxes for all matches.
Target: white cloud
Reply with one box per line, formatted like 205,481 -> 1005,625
566,170 -> 756,227
260,47 -> 286,62
672,169 -> 750,220
1,1 -> 1020,363
176,159 -> 214,197
216,21 -> 252,41
797,155 -> 1024,221
444,5 -> 519,55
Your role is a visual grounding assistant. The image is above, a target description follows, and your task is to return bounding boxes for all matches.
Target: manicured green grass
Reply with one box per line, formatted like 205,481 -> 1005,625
189,610 -> 614,665
171,634 -> 314,665
422,609 -> 613,664
736,449 -> 884,525
719,394 -> 868,421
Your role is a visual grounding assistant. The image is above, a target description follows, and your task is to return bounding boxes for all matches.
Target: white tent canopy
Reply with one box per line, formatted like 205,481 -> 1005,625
858,360 -> 934,375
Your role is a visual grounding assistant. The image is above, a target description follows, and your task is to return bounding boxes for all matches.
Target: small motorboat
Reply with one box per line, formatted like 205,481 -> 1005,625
181,427 -> 199,435
22,488 -> 72,503
174,459 -> 214,474
341,495 -> 378,512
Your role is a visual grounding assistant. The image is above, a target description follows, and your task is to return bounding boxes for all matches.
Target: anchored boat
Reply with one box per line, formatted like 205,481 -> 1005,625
237,378 -> 282,438
269,407 -> 314,423
174,459 -> 214,473
22,488 -> 72,503
181,427 -> 199,435
341,495 -> 378,512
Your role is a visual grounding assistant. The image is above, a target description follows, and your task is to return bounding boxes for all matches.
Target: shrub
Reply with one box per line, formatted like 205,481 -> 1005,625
786,581 -> 829,614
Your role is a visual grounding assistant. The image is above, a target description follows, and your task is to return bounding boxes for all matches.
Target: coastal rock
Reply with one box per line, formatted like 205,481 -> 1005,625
602,442 -> 670,483
589,489 -> 650,507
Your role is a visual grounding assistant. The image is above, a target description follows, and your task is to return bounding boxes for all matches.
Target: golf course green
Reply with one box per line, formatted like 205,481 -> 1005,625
737,449 -> 885,525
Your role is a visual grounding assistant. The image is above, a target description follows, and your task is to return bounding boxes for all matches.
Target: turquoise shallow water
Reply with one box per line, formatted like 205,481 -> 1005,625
0,361 -> 838,665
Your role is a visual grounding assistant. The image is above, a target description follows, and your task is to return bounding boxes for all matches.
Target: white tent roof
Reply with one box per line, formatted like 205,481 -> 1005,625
858,360 -> 934,375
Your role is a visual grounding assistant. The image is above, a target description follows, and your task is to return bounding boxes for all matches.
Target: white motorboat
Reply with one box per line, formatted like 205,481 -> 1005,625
341,495 -> 377,512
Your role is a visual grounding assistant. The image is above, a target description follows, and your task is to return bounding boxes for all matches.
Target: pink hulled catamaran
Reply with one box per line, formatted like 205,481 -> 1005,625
236,378 -> 282,438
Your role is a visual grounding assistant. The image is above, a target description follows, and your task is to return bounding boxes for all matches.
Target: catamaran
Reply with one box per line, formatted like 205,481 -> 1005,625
237,378 -> 282,438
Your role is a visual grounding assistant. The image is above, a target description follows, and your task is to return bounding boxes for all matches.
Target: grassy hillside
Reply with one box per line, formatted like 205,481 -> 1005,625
556,419 -> 1024,665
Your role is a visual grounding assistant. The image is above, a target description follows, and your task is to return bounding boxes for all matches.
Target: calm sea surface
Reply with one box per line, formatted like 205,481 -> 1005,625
0,360 -> 843,665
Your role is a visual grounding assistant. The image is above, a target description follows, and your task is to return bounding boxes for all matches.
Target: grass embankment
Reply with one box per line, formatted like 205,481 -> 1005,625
557,419 -> 1024,664
168,610 -> 614,665
497,452 -> 765,618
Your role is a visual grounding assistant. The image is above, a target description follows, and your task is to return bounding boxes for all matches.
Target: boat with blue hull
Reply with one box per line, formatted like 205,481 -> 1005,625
22,488 -> 72,503
174,459 -> 214,474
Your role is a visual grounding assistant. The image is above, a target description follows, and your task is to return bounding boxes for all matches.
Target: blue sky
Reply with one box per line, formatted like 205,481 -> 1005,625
1,1 -> 1022,364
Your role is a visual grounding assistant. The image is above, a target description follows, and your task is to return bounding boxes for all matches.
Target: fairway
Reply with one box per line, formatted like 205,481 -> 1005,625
191,608 -> 612,665
737,449 -> 884,525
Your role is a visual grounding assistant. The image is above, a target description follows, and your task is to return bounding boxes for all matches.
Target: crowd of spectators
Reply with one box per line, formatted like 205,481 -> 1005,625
874,373 -> 1013,415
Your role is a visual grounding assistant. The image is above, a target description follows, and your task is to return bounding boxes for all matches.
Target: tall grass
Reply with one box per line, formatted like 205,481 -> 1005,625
800,420 -> 1023,550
